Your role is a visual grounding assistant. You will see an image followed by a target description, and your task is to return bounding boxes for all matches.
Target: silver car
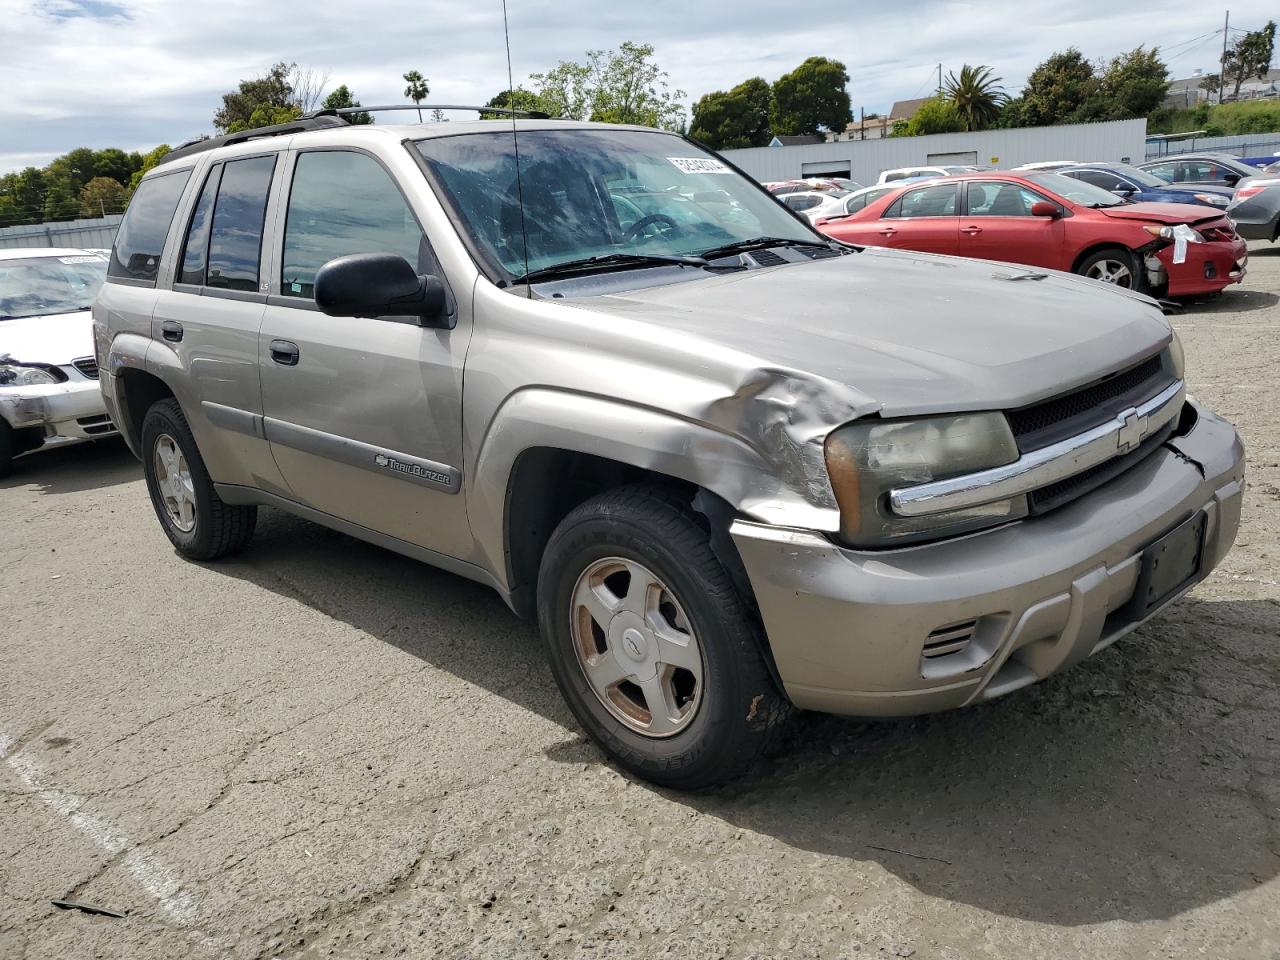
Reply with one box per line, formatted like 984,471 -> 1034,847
1,248 -> 116,475
95,117 -> 1244,788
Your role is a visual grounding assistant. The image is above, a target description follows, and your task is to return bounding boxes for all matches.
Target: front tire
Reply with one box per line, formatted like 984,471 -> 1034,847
141,398 -> 256,560
537,485 -> 788,789
0,421 -> 12,479
1076,247 -> 1142,291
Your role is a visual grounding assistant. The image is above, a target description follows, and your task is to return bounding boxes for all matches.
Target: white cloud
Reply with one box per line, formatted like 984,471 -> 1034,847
1,0 -> 1275,173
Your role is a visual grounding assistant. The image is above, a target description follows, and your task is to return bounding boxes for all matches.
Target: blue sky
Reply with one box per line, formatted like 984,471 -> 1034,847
1,0 -> 1275,173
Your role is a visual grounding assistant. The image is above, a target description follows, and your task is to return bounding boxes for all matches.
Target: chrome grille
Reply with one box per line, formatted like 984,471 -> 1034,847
72,356 -> 99,379
1007,354 -> 1167,452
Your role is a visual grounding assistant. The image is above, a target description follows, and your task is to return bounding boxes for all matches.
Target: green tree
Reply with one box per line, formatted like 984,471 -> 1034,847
1018,49 -> 1099,126
769,57 -> 851,136
0,167 -> 48,227
403,69 -> 430,120
944,64 -> 1007,130
322,84 -> 372,124
129,145 -> 173,193
42,178 -> 79,221
901,96 -> 965,135
1090,46 -> 1169,120
225,103 -> 300,134
79,176 -> 127,217
214,62 -> 295,133
531,42 -> 686,130
689,77 -> 773,149
1222,21 -> 1276,100
479,87 -> 547,118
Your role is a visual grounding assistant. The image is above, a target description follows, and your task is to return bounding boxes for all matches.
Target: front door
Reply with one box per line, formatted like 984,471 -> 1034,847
874,182 -> 960,254
257,148 -> 473,559
957,180 -> 1066,269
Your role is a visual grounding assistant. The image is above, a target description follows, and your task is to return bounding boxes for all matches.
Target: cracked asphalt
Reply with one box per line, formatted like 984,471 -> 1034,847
2,241 -> 1279,960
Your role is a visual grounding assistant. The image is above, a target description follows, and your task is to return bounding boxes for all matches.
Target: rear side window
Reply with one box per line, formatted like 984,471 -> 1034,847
885,183 -> 958,218
178,165 -> 222,286
280,151 -> 426,299
108,169 -> 191,283
1143,162 -> 1176,182
206,155 -> 276,291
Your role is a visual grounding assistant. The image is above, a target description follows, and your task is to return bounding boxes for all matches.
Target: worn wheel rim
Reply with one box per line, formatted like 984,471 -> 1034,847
1085,258 -> 1134,287
570,557 -> 704,738
153,434 -> 196,533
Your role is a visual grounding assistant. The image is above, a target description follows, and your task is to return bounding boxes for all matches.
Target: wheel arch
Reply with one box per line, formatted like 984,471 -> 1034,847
1070,241 -> 1139,275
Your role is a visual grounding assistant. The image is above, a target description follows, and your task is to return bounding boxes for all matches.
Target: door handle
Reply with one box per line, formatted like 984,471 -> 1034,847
161,321 -> 183,343
269,340 -> 300,366
961,226 -> 983,235
878,227 -> 898,236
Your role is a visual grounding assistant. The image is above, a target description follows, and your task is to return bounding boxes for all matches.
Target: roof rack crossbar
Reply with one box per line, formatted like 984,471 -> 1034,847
304,104 -> 553,120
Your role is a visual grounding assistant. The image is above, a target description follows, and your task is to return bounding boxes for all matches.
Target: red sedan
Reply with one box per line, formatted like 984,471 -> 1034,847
817,171 -> 1247,296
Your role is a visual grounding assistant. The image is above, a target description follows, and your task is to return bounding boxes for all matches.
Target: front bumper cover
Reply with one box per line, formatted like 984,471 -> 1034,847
732,401 -> 1244,716
0,377 -> 115,446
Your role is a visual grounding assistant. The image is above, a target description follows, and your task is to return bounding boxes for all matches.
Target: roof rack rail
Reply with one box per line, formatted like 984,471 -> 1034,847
303,103 -> 553,121
159,115 -> 349,165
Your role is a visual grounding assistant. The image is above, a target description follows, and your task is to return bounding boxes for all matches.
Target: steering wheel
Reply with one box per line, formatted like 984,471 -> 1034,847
623,214 -> 680,243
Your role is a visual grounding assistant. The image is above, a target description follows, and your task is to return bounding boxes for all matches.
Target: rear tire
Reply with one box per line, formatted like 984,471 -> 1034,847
141,398 -> 256,560
537,484 -> 789,789
1076,247 -> 1143,291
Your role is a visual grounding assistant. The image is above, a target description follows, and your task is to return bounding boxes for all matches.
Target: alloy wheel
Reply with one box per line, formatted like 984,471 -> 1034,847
153,434 -> 196,533
1085,258 -> 1134,287
570,557 -> 704,738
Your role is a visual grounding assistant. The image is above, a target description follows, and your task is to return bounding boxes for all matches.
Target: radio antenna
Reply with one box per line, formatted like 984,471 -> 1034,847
501,0 -> 532,295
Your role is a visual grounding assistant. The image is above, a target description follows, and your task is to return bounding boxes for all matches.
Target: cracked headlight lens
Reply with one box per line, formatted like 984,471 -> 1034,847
825,412 -> 1027,547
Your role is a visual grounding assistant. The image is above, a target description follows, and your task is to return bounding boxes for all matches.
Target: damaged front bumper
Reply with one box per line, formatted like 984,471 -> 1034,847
0,377 -> 117,449
731,400 -> 1244,716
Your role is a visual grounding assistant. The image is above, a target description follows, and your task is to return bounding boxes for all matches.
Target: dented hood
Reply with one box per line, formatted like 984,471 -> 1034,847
0,309 -> 94,367
1096,201 -> 1225,225
582,247 -> 1172,417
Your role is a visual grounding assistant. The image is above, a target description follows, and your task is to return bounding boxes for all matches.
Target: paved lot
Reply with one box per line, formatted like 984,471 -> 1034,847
2,244 -> 1279,960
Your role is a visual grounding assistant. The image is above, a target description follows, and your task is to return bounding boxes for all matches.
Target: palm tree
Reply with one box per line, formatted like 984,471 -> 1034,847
944,65 -> 1007,131
403,69 -> 430,122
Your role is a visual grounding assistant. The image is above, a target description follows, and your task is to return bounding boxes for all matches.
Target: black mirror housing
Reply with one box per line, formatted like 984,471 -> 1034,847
314,253 -> 450,328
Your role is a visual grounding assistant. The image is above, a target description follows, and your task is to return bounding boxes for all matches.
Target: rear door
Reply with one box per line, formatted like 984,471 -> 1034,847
873,182 -> 960,253
958,180 -> 1067,268
149,152 -> 287,493
257,147 -> 473,558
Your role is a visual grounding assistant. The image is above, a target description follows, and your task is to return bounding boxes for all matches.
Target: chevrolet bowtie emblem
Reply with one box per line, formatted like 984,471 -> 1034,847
1116,408 -> 1146,454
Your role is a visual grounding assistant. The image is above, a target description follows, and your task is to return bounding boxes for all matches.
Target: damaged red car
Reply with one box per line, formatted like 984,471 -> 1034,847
816,171 -> 1247,297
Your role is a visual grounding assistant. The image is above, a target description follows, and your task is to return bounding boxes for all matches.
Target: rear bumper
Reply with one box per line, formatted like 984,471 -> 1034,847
0,378 -> 116,447
1158,237 -> 1247,295
732,402 -> 1244,716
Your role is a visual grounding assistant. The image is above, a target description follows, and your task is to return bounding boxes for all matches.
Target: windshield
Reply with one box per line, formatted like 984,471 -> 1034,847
415,128 -> 816,280
0,255 -> 107,320
1026,172 -> 1126,207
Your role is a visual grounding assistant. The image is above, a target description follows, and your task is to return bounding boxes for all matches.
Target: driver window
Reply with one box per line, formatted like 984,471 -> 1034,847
281,151 -> 428,299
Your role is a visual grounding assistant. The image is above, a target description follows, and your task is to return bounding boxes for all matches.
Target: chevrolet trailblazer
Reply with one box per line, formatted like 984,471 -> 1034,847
94,114 -> 1244,788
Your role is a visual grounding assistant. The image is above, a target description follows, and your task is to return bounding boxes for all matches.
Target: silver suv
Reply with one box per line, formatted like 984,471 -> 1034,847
94,114 -> 1245,788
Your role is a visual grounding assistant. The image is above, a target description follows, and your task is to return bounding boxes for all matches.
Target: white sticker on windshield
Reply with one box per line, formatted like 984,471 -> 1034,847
58,256 -> 103,264
667,157 -> 732,175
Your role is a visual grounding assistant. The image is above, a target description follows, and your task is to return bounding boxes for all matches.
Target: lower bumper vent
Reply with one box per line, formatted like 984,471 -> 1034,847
922,620 -> 978,659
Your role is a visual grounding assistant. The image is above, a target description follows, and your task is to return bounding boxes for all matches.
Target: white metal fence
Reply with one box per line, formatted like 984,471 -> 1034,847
1144,133 -> 1280,160
0,214 -> 122,251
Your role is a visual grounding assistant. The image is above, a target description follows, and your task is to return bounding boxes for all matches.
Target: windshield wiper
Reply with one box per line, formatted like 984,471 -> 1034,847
514,253 -> 708,284
697,236 -> 835,261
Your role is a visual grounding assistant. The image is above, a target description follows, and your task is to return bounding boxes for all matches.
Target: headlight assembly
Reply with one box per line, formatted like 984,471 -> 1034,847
824,412 -> 1027,547
1193,193 -> 1229,206
1168,330 -> 1185,381
0,358 -> 64,387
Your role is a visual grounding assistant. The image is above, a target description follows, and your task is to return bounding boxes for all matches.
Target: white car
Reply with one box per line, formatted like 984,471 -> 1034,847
876,164 -> 978,184
1012,161 -> 1080,172
775,189 -> 852,223
0,248 -> 116,475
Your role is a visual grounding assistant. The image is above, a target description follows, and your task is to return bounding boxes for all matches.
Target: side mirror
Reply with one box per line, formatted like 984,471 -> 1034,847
1223,173 -> 1241,186
1111,186 -> 1136,197
1030,200 -> 1061,218
314,253 -> 451,328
